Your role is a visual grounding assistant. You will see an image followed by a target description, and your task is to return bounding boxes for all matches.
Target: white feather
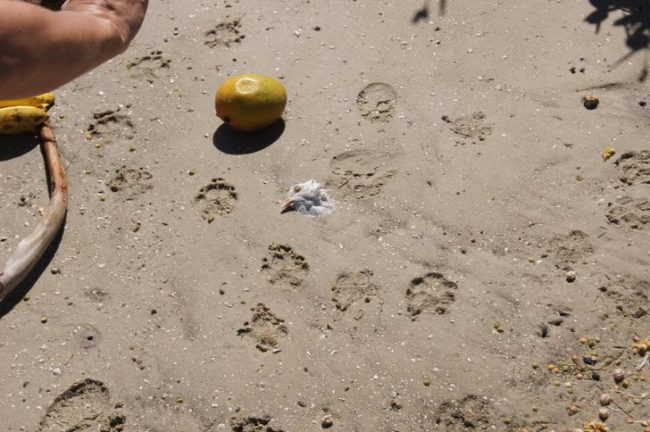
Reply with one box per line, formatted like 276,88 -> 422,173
284,180 -> 335,218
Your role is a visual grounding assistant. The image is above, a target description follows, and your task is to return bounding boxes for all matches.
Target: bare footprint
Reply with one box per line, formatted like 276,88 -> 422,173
261,244 -> 309,288
39,379 -> 125,432
547,230 -> 595,268
598,275 -> 649,319
107,166 -> 153,200
434,394 -> 492,431
615,150 -> 650,185
331,270 -> 378,311
193,178 -> 238,223
329,149 -> 397,199
126,50 -> 171,83
237,303 -> 288,352
204,18 -> 245,48
87,109 -> 135,143
606,196 -> 650,229
356,82 -> 397,123
446,111 -> 492,143
132,391 -> 212,432
406,272 -> 457,319
230,414 -> 285,432
84,286 -> 110,303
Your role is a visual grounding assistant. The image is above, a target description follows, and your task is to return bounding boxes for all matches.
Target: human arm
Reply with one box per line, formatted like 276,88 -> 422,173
0,0 -> 148,99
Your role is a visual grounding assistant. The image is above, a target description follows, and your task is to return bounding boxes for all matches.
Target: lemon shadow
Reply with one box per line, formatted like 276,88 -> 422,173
212,119 -> 285,155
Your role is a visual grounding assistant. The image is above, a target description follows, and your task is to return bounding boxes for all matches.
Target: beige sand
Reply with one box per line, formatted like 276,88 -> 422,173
1,0 -> 648,431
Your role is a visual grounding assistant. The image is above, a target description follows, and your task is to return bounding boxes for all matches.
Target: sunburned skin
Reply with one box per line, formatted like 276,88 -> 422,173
0,0 -> 148,99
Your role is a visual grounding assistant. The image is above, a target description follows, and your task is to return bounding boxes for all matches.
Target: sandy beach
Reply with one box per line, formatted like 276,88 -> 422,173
1,0 -> 649,430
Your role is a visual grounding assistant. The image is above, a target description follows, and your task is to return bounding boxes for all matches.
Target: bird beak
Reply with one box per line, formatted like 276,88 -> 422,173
280,199 -> 294,214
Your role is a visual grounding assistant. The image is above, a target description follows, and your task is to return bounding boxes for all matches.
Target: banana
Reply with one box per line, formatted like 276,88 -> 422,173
0,93 -> 55,111
0,106 -> 49,135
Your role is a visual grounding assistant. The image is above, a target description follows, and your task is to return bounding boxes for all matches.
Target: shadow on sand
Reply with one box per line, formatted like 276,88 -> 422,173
0,133 -> 39,161
585,0 -> 650,81
412,0 -> 447,23
212,119 -> 285,155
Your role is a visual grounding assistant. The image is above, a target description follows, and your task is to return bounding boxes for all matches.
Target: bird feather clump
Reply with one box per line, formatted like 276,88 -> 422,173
281,180 -> 334,218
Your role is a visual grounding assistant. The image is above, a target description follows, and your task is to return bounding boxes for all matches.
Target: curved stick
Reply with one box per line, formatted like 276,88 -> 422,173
0,125 -> 68,300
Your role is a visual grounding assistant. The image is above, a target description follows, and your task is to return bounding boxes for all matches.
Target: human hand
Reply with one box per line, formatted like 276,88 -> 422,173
62,0 -> 148,50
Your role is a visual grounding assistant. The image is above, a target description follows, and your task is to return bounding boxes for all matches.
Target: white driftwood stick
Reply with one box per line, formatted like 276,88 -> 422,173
0,125 -> 68,300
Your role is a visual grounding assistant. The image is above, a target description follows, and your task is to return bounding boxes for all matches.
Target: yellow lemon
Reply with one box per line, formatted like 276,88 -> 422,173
215,74 -> 287,132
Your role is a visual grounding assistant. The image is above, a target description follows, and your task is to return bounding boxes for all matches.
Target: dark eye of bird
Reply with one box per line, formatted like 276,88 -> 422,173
293,185 -> 302,192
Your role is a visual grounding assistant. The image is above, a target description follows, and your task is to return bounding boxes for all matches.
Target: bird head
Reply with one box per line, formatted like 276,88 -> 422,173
281,180 -> 334,218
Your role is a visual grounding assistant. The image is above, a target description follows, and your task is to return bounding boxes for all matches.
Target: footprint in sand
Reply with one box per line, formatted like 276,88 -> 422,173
356,82 -> 397,123
331,270 -> 378,312
598,275 -> 649,319
230,414 -> 285,432
193,178 -> 238,223
547,230 -> 595,268
126,50 -> 171,83
606,196 -> 650,230
39,379 -> 125,432
368,216 -> 406,238
107,166 -> 153,200
204,18 -> 245,48
84,286 -> 110,303
615,150 -> 650,186
237,303 -> 288,352
445,111 -> 492,143
133,392 -> 212,431
87,109 -> 135,144
433,394 -> 493,431
406,272 -> 458,319
329,148 -> 397,199
261,244 -> 309,289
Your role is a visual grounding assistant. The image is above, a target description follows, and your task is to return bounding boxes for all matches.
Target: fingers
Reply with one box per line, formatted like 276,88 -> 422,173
62,0 -> 148,45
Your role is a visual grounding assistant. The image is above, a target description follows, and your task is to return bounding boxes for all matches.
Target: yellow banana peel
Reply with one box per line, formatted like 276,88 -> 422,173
0,92 -> 55,110
0,105 -> 50,135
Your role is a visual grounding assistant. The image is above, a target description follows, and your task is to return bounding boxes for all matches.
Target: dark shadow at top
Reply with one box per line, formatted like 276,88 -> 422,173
0,134 -> 39,161
412,0 -> 446,23
213,119 -> 285,155
585,0 -> 650,80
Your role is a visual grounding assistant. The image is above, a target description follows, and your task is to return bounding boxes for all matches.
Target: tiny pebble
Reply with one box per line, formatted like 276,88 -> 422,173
600,393 -> 612,406
566,271 -> 576,282
321,414 -> 334,428
583,95 -> 599,110
613,368 -> 625,383
599,407 -> 609,421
